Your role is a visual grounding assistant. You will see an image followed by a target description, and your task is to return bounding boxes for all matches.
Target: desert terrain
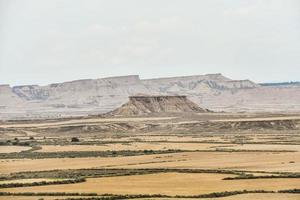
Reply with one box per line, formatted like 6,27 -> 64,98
0,95 -> 299,200
2,0 -> 300,197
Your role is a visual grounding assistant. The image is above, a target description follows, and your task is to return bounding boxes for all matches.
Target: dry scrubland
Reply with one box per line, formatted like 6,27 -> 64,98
0,113 -> 299,199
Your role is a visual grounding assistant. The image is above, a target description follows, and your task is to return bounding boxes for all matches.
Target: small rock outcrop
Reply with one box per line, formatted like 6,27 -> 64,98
109,95 -> 209,116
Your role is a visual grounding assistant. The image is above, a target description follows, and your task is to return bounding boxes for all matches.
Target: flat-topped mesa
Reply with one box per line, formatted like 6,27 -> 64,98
109,95 -> 209,116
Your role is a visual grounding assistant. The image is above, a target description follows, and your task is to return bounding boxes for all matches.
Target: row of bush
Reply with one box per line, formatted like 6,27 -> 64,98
0,178 -> 85,188
0,192 -> 97,196
1,148 -> 288,160
0,149 -> 182,159
4,168 -> 300,183
279,189 -> 300,193
1,189 -> 299,199
5,168 -> 243,180
224,174 -> 300,180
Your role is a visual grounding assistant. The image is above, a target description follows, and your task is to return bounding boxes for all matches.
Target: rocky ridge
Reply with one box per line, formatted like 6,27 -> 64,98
0,74 -> 299,119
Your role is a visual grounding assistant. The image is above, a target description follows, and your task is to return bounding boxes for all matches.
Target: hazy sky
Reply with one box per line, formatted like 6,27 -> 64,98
1,0 -> 300,86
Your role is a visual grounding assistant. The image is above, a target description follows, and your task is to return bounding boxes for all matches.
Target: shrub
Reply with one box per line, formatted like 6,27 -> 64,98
71,137 -> 80,142
0,178 -> 86,188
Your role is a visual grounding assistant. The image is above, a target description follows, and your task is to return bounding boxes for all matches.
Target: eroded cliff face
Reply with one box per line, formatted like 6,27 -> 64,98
0,74 -> 299,119
110,96 -> 209,116
142,73 -> 258,94
0,85 -> 25,108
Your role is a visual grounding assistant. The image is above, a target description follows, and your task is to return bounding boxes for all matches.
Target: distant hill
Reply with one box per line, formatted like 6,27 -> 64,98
109,95 -> 209,116
0,74 -> 300,119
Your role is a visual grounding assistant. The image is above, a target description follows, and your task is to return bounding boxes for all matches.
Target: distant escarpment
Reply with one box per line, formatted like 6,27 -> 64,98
1,73 -> 299,119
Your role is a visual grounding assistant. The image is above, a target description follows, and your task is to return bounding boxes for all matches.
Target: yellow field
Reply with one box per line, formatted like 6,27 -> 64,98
36,143 -> 300,152
0,114 -> 299,200
1,193 -> 299,200
37,143 -> 233,152
1,173 -> 300,195
1,151 -> 299,174
0,146 -> 31,153
216,144 -> 300,151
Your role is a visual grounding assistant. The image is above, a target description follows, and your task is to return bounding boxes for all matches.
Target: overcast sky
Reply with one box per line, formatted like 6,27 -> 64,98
0,0 -> 300,86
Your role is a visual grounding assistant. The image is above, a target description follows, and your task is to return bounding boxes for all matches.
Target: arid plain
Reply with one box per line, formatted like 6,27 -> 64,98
0,108 -> 299,200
